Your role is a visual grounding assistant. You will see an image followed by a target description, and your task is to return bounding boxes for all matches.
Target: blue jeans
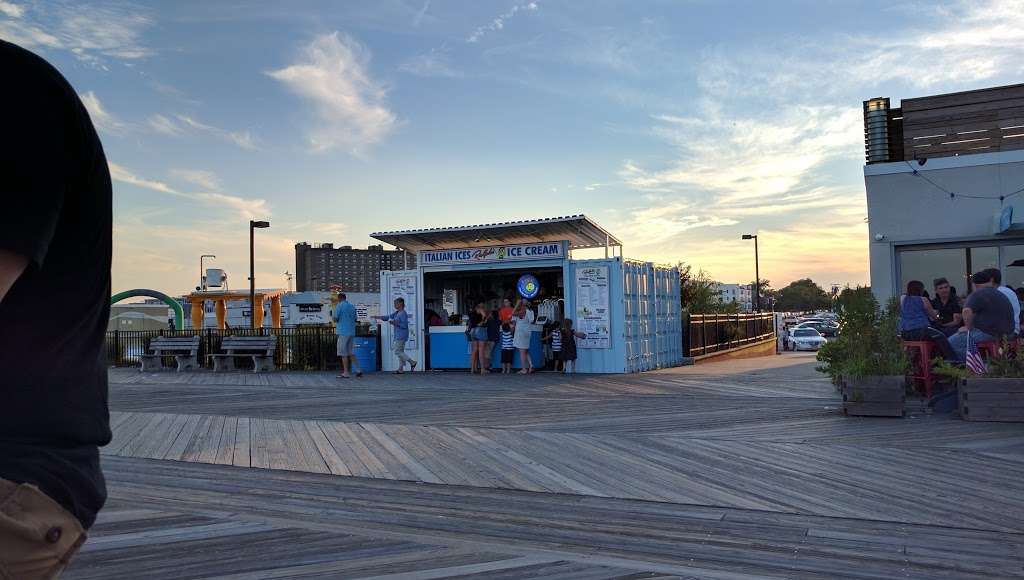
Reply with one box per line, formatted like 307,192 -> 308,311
948,329 -> 996,362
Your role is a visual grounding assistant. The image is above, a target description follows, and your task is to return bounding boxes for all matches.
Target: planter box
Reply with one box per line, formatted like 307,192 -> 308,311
959,377 -> 1024,422
842,376 -> 906,417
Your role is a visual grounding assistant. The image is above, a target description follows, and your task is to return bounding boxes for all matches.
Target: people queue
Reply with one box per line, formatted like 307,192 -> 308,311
899,268 -> 1023,363
466,298 -> 585,375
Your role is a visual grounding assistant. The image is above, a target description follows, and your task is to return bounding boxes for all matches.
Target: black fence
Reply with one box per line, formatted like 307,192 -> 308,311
105,327 -> 377,371
683,312 -> 776,357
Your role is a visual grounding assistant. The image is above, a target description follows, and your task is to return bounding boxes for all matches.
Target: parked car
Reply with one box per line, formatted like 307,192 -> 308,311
786,327 -> 827,351
793,321 -> 838,338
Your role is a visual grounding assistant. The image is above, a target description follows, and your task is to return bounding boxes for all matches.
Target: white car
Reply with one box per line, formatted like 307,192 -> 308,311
786,327 -> 827,351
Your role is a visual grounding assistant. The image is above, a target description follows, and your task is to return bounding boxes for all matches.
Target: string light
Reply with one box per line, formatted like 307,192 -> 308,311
904,161 -> 1024,202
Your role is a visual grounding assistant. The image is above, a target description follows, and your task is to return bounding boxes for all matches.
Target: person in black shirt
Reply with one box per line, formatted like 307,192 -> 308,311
0,40 -> 112,577
930,277 -> 962,336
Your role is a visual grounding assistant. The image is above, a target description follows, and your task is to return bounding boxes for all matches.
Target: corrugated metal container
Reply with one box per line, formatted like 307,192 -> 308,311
567,258 -> 683,373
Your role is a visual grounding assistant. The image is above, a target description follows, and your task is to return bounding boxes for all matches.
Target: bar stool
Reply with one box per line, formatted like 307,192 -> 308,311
903,340 -> 935,398
976,341 -> 1000,359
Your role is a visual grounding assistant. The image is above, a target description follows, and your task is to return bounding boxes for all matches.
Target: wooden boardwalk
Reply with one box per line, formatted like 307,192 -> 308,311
66,354 -> 1024,579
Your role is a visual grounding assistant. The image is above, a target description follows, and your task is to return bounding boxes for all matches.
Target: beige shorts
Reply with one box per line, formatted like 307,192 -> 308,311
336,335 -> 354,357
0,478 -> 86,580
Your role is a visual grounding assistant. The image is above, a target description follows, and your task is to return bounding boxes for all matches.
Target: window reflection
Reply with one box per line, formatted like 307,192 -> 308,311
899,248 -> 967,295
1001,244 -> 1024,289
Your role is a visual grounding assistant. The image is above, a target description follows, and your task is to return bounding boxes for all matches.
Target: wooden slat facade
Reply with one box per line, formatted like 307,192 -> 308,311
900,83 -> 1024,160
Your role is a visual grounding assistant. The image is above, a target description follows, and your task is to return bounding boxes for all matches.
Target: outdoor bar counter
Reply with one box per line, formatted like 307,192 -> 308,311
428,325 -> 544,370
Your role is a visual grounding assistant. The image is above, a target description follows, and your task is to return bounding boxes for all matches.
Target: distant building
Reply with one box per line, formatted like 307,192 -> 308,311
295,243 -> 415,293
863,83 -> 1024,300
714,283 -> 753,312
109,303 -> 173,331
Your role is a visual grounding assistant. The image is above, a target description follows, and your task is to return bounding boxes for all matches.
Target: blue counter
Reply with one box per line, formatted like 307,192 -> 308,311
429,326 -> 543,370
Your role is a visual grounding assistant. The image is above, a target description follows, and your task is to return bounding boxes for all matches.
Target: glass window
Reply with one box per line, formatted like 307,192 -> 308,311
1001,244 -> 1024,289
898,248 -> 967,296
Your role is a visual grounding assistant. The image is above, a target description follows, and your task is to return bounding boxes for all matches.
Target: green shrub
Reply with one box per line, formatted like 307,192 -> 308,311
816,288 -> 908,380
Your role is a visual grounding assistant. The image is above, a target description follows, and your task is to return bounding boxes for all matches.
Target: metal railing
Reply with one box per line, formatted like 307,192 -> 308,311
683,312 -> 776,357
104,327 -> 377,371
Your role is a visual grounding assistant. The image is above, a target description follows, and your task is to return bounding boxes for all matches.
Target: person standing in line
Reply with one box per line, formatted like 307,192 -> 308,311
0,40 -> 112,578
560,319 -> 587,374
466,303 -> 485,374
499,298 -> 514,323
332,292 -> 362,379
483,309 -> 501,373
511,299 -> 536,374
544,322 -> 564,372
500,322 -> 515,374
374,298 -> 417,373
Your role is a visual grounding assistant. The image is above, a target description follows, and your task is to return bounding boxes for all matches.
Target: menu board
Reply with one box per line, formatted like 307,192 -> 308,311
575,266 -> 610,349
388,275 -> 418,349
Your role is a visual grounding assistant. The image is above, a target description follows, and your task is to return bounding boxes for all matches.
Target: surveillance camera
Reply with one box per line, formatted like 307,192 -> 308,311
874,234 -> 886,242
917,158 -> 927,166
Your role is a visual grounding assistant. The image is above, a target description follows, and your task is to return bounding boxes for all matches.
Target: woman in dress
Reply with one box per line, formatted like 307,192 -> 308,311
511,299 -> 535,374
467,302 -> 488,374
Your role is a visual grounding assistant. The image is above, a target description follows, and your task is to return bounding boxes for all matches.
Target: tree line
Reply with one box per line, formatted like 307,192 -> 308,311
678,263 -> 837,314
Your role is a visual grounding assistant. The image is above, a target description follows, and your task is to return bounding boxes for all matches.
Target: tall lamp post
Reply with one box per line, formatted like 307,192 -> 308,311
742,234 -> 760,312
249,220 -> 270,328
200,254 -> 216,290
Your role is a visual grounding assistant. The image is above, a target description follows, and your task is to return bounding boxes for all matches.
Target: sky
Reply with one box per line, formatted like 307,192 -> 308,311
3,0 -> 1024,295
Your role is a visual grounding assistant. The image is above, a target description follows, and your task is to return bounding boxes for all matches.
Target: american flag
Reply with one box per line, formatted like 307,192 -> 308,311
966,333 -> 987,376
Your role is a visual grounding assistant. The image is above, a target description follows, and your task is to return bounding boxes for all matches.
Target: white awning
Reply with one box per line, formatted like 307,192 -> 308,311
370,215 -> 622,252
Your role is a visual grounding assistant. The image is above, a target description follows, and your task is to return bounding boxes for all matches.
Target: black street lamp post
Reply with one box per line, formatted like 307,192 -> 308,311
249,220 -> 270,328
742,234 -> 760,312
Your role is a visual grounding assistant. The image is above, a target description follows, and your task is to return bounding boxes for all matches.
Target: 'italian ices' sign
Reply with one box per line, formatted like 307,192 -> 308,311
419,242 -> 566,265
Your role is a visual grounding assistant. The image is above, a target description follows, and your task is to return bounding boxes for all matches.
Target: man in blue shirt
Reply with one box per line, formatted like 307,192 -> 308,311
374,297 -> 417,373
332,293 -> 361,378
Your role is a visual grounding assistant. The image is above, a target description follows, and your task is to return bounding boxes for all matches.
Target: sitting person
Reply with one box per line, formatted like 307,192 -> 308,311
949,270 -> 1015,361
930,277 -> 962,336
899,280 -> 956,361
983,268 -> 1021,338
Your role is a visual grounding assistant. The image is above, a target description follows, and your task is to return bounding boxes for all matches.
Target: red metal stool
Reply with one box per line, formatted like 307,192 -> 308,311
903,340 -> 935,398
976,341 -> 1000,359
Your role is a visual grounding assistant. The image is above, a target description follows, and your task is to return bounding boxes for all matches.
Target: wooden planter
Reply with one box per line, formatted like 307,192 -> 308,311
842,376 -> 906,417
959,378 -> 1024,422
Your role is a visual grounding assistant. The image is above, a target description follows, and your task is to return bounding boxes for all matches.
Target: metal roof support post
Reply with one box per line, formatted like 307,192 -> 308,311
605,234 -> 609,258
403,249 -> 408,270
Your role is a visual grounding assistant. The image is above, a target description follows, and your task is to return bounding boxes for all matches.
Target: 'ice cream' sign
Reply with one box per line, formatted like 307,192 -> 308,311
420,242 -> 565,265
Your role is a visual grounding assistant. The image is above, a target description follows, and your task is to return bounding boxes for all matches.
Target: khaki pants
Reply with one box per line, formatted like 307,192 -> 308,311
0,479 -> 86,580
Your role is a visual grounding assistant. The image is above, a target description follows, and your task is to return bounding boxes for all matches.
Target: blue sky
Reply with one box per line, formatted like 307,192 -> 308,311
3,0 -> 1024,295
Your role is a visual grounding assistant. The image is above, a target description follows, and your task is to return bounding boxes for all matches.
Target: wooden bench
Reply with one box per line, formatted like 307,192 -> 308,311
210,336 -> 277,372
140,336 -> 200,372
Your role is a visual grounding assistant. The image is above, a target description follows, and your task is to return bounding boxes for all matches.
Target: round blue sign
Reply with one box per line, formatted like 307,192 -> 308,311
517,274 -> 540,299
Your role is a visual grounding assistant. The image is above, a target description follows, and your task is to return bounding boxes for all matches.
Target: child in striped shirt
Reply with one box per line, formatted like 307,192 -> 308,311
544,322 -> 565,372
500,323 -> 515,374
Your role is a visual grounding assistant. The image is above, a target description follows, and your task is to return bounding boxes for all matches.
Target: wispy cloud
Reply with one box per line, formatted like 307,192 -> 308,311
267,32 -> 397,153
109,161 -> 268,220
399,46 -> 463,78
145,113 -> 258,150
79,90 -> 126,134
170,168 -> 221,191
0,1 -> 153,66
467,2 -> 539,43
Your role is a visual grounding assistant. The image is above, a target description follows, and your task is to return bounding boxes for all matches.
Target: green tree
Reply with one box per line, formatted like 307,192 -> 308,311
678,263 -> 739,314
775,278 -> 831,312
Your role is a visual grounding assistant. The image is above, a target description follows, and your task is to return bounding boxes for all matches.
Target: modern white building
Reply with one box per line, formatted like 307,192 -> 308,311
714,283 -> 753,312
863,84 -> 1024,300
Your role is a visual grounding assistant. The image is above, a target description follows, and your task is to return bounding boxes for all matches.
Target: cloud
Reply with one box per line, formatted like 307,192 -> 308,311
109,161 -> 268,220
147,114 -> 182,136
79,90 -> 125,134
170,168 -> 221,191
145,113 -> 258,150
0,1 -> 24,18
399,46 -> 463,78
413,0 -> 430,27
467,2 -> 539,43
0,1 -> 153,65
267,32 -> 397,153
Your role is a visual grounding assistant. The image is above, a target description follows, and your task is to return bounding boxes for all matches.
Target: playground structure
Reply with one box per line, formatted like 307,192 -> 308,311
111,289 -> 184,330
187,289 -> 286,330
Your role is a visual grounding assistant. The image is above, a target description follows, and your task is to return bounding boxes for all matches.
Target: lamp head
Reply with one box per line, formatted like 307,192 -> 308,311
741,234 -> 755,240
252,220 -> 270,228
